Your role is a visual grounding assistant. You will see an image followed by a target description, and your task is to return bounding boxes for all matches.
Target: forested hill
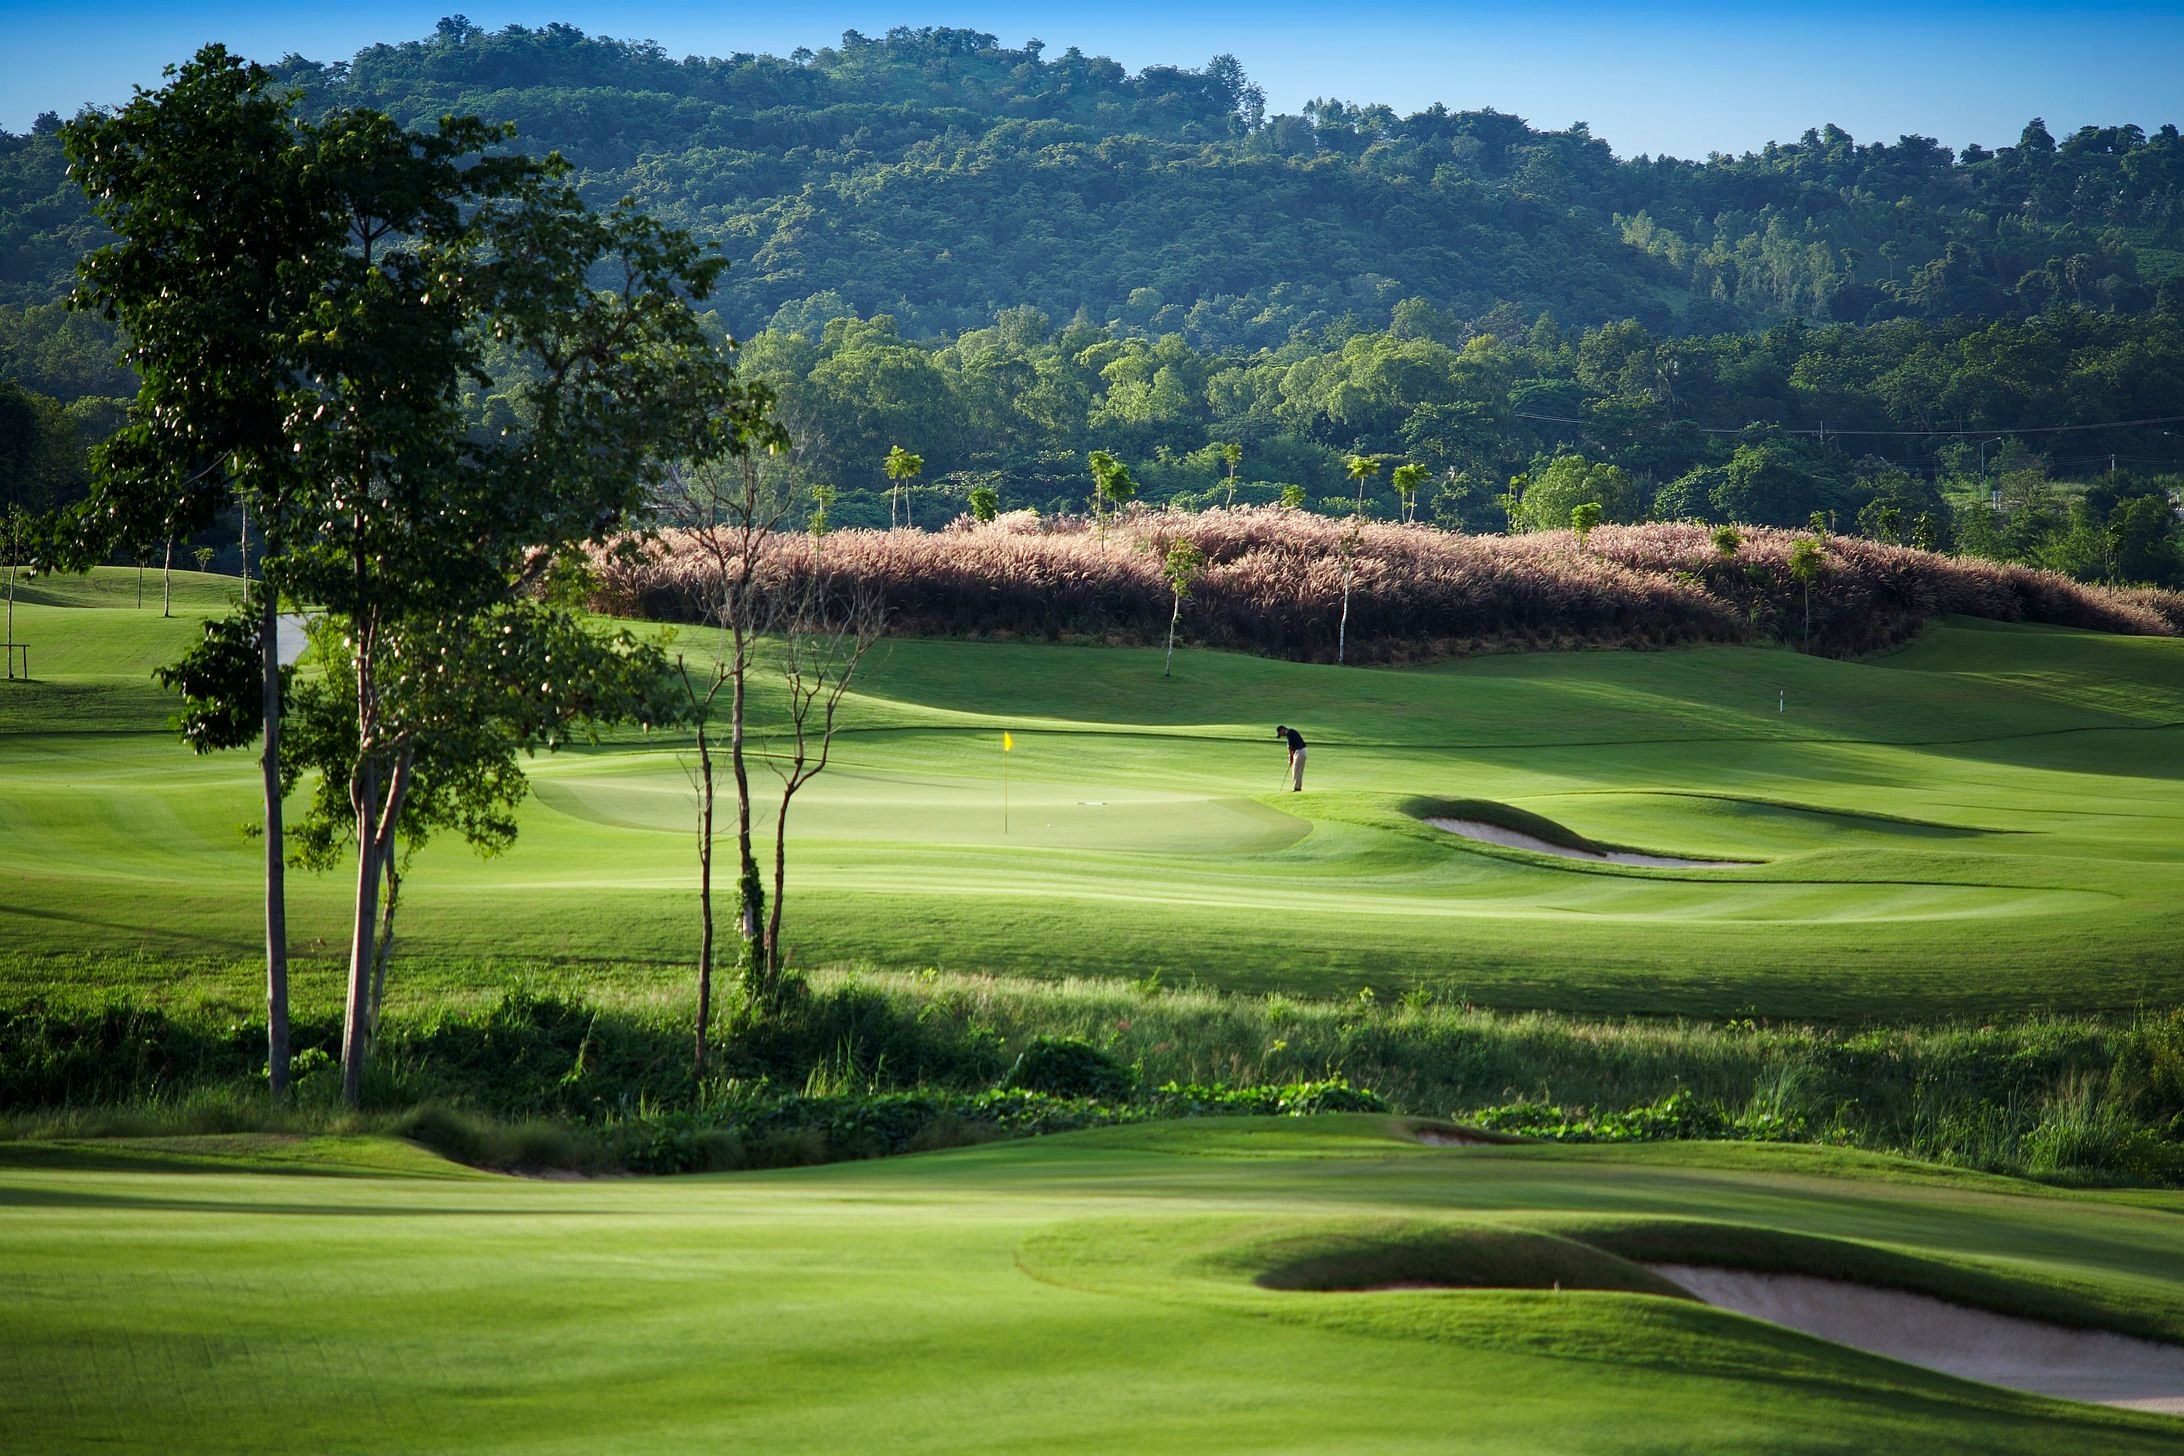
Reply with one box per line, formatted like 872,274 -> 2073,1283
3,21 -> 2182,346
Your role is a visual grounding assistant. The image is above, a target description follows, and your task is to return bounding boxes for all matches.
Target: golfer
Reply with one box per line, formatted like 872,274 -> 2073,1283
1276,724 -> 1307,792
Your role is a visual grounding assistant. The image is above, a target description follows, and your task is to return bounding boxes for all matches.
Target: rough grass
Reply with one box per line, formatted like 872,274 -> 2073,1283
596,509 -> 2173,662
6,969 -> 2179,1185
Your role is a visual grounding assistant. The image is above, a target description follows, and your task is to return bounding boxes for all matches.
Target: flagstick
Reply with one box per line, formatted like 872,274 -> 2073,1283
1003,738 -> 1010,835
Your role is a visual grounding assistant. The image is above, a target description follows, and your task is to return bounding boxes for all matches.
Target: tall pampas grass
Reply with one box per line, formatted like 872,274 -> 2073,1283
592,507 -> 2173,663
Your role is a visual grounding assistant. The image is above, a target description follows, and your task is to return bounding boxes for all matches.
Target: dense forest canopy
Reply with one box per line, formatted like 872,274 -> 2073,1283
3,20 -> 2183,586
5,21 -> 2182,340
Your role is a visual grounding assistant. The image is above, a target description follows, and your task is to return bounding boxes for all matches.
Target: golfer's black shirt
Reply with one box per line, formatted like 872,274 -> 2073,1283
1281,729 -> 1306,753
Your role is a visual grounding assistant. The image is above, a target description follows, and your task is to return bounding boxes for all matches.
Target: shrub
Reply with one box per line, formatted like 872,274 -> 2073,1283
2119,1006 -> 2184,1126
1005,1036 -> 1134,1099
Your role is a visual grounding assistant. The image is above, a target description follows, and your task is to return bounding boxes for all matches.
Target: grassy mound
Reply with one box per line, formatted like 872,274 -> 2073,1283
1214,1217 -> 1687,1296
1398,795 -> 1612,853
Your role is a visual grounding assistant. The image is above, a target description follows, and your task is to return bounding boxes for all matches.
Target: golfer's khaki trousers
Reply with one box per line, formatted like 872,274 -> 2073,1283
1290,747 -> 1306,791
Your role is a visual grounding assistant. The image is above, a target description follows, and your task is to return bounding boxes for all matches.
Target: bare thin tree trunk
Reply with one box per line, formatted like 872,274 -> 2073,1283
728,628 -> 765,999
693,717 -> 715,1077
340,757 -> 381,1109
259,586 -> 290,1099
767,792 -> 792,983
1164,593 -> 1181,678
367,853 -> 400,1043
161,537 -> 173,618
1337,571 -> 1353,664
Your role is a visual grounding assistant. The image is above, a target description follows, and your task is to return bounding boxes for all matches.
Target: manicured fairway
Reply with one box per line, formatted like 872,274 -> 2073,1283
1,1119 -> 2180,1452
5,569 -> 2184,1013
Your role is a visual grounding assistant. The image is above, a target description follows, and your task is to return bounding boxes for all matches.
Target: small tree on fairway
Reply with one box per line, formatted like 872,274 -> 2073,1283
1391,462 -> 1427,524
653,420 -> 792,1075
758,575 -> 884,1004
1789,536 -> 1825,649
968,483 -> 999,523
192,546 -> 215,573
1161,538 -> 1206,678
883,444 -> 923,529
1218,442 -> 1243,506
1570,500 -> 1603,548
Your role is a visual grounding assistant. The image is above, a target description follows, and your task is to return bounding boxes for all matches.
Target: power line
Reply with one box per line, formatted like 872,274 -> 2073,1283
1509,409 -> 2184,439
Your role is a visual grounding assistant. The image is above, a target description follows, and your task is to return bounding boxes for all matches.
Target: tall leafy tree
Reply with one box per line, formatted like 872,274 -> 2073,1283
275,117 -> 760,1106
63,47 -> 352,1097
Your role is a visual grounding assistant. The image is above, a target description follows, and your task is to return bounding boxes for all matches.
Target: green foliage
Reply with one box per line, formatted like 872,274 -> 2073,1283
1570,500 -> 1604,543
1788,536 -> 1825,583
1161,538 -> 1207,597
1388,461 -> 1427,522
967,484 -> 999,522
1004,1035 -> 1134,1100
12,25 -> 2182,348
154,611 -> 273,753
5,971 -> 2183,1185
1506,455 -> 1639,533
1086,448 -> 1138,523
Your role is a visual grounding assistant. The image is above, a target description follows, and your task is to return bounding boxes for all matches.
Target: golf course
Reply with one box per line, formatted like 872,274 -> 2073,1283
4,1118 -> 2182,1452
7,566 -> 2184,1449
5,568 -> 2182,1016
8,20 -> 2184,1446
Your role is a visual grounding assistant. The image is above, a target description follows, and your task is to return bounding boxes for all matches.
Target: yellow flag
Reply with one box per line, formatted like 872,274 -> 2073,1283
1002,731 -> 1014,752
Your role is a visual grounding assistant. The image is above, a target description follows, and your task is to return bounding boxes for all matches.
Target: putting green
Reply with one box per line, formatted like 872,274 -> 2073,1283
1,1120 -> 2179,1451
5,569 -> 2184,1014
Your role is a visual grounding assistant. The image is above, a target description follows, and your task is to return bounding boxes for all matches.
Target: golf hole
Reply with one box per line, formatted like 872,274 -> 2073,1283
1650,1263 -> 2184,1414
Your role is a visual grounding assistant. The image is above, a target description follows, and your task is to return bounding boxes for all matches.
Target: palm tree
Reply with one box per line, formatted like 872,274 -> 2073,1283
1789,536 -> 1824,650
1390,462 -> 1426,524
1336,455 -> 1381,665
883,444 -> 923,530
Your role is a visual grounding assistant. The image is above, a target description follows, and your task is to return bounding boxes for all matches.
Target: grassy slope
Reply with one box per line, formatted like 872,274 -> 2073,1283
1,1121 -> 2179,1453
5,569 -> 2184,1014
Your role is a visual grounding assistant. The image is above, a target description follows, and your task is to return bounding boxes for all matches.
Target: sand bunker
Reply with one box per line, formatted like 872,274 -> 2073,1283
1651,1263 -> 2184,1414
1425,818 -> 1746,870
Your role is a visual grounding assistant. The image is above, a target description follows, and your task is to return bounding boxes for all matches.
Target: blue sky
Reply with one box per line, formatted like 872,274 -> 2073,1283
2,2 -> 2178,159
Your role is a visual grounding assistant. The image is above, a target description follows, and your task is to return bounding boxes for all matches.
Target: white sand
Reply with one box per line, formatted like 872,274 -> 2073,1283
1651,1263 -> 2184,1414
1425,817 -> 1746,870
